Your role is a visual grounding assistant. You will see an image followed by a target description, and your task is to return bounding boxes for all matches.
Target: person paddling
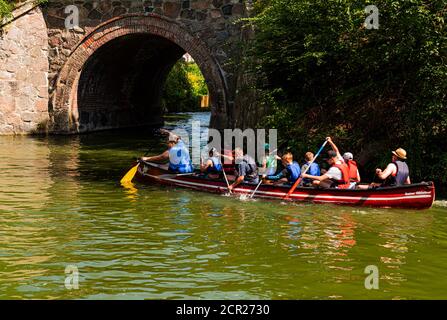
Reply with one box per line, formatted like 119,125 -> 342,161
266,152 -> 301,185
301,152 -> 321,186
200,147 -> 222,176
228,148 -> 259,191
302,149 -> 351,189
326,137 -> 360,189
261,143 -> 280,176
141,130 -> 193,174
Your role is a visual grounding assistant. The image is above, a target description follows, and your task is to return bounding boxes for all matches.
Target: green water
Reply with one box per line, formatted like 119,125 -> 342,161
0,112 -> 446,300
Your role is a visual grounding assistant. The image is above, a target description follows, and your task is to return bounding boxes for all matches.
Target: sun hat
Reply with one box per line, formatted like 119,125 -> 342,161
343,152 -> 353,160
392,148 -> 407,160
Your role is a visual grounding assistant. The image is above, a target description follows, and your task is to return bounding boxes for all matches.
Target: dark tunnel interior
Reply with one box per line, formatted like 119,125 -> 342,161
76,34 -> 186,132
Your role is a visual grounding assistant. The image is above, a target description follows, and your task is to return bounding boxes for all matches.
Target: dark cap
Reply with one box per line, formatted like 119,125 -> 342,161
327,150 -> 337,158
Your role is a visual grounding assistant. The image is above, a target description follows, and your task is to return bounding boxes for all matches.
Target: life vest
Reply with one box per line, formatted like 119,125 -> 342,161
168,140 -> 193,173
286,161 -> 301,183
302,162 -> 320,184
305,162 -> 320,176
331,163 -> 351,189
346,160 -> 359,182
207,156 -> 222,173
385,160 -> 409,186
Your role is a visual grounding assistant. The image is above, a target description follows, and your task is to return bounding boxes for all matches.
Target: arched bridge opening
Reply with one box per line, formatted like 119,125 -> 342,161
51,14 -> 229,134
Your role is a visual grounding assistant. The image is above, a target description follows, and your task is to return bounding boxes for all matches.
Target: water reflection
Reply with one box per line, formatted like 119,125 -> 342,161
121,181 -> 138,201
0,136 -> 52,211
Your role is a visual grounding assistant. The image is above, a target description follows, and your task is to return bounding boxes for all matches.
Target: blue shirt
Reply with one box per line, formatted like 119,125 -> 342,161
267,161 -> 301,183
168,140 -> 193,173
301,162 -> 320,184
206,156 -> 222,173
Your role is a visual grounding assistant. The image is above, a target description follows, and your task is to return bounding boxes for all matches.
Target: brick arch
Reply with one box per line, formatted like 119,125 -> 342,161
51,13 -> 229,133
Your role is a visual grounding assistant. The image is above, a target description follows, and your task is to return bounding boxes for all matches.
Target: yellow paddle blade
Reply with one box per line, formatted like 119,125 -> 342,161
120,163 -> 139,184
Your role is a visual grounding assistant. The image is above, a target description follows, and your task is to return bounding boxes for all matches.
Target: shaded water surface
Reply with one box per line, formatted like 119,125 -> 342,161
0,112 -> 446,299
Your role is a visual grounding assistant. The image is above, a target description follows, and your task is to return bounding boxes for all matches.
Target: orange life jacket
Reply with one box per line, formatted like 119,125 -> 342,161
346,160 -> 359,182
332,163 -> 351,189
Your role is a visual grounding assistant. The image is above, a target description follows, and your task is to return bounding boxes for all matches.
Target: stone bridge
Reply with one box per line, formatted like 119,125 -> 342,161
0,0 -> 261,134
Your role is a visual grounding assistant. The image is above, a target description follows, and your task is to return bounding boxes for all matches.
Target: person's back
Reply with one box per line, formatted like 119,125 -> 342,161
240,154 -> 258,182
384,159 -> 410,186
301,152 -> 320,185
286,161 -> 301,183
345,160 -> 359,181
208,156 -> 222,173
169,139 -> 193,173
342,152 -> 360,184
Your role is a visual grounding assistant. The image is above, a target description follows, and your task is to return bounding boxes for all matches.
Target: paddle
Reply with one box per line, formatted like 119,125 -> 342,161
250,178 -> 263,199
120,145 -> 154,184
222,167 -> 232,194
284,140 -> 328,199
120,161 -> 140,184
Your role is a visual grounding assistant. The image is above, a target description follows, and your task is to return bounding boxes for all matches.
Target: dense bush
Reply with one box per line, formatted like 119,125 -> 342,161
247,0 -> 447,184
162,60 -> 208,113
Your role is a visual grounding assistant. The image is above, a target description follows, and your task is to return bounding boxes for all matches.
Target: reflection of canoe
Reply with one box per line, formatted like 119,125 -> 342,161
136,161 -> 435,210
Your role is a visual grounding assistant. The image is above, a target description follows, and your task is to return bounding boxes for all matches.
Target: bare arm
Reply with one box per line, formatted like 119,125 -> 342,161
303,173 -> 330,181
218,152 -> 234,163
200,159 -> 213,172
376,163 -> 396,180
326,137 -> 342,160
229,176 -> 245,190
142,150 -> 169,162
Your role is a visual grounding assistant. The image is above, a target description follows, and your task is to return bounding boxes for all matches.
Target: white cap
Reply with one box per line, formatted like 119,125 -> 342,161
343,152 -> 353,160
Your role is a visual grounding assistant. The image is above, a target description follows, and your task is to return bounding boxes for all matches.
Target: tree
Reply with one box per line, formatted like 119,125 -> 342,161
247,0 -> 447,184
162,60 -> 208,112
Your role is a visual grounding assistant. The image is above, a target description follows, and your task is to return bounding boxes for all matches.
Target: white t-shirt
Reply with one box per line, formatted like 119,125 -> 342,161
326,166 -> 342,181
325,155 -> 347,181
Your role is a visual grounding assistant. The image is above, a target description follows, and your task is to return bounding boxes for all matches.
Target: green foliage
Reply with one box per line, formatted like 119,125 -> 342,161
162,60 -> 208,112
0,0 -> 13,20
1,0 -> 49,21
185,62 -> 209,96
248,0 -> 447,184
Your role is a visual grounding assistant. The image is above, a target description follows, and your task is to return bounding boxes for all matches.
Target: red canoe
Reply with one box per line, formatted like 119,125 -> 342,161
135,162 -> 435,209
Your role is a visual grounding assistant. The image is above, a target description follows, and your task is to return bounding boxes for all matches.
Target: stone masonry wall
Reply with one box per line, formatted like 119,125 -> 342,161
0,6 -> 49,134
0,1 -> 259,135
44,0 -> 247,130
